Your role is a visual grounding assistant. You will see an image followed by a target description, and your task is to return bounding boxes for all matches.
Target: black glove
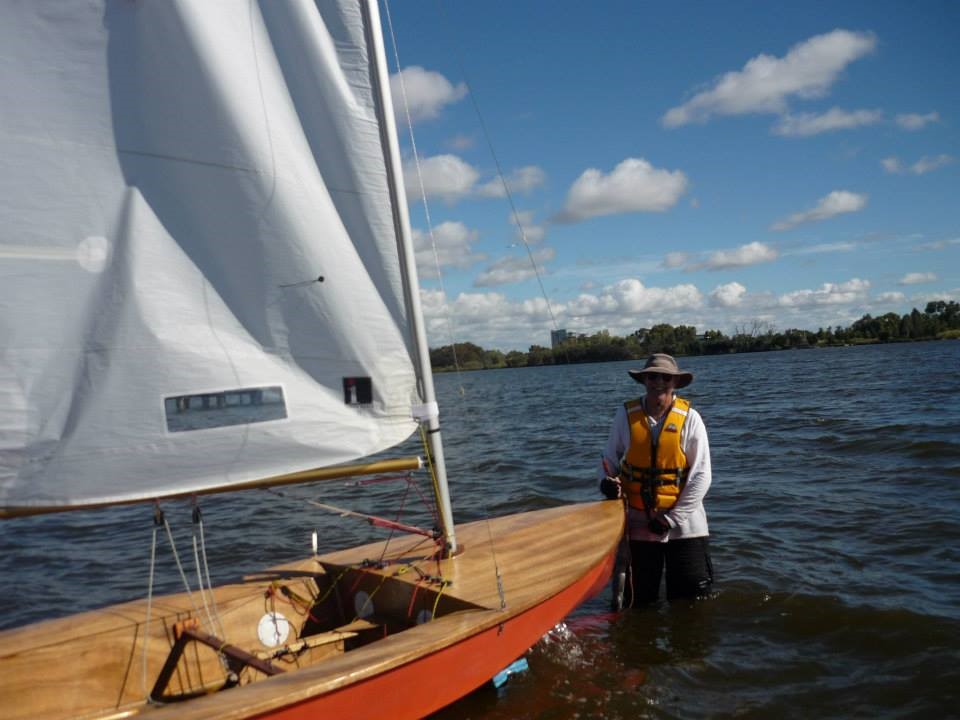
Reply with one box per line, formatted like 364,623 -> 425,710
647,517 -> 671,535
599,476 -> 622,500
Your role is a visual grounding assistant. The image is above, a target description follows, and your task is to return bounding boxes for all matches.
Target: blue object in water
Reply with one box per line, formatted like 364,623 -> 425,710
491,658 -> 529,689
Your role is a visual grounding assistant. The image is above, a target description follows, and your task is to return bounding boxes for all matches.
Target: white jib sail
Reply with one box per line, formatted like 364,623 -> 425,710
0,1 -> 425,511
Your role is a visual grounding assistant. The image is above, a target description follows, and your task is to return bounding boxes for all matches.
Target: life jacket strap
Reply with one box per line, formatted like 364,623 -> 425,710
620,462 -> 688,488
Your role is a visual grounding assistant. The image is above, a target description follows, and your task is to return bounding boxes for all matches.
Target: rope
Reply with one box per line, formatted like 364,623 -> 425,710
195,508 -> 226,637
161,515 -> 202,617
431,580 -> 451,620
264,486 -> 438,543
191,519 -> 218,635
315,566 -> 349,606
417,424 -> 443,529
352,571 -> 389,623
406,579 -> 424,620
142,511 -> 160,702
376,471 -> 416,565
383,0 -> 515,615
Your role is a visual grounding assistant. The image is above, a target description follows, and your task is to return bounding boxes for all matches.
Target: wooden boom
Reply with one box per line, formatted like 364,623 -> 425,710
0,456 -> 423,520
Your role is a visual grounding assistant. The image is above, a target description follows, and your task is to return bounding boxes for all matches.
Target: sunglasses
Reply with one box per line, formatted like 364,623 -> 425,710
643,372 -> 675,383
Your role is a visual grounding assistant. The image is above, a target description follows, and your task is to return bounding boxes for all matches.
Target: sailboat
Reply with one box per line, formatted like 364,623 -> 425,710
0,1 -> 622,718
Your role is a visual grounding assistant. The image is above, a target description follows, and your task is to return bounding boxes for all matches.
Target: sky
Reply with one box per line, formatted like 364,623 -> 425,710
380,0 -> 959,352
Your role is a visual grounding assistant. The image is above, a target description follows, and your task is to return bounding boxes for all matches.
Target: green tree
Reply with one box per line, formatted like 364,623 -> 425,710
526,345 -> 553,366
505,350 -> 527,368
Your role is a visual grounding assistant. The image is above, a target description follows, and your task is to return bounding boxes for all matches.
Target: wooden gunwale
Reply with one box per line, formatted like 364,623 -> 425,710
0,501 -> 623,720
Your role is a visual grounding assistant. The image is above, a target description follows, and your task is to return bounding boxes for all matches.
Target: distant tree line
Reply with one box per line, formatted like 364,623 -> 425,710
429,300 -> 960,371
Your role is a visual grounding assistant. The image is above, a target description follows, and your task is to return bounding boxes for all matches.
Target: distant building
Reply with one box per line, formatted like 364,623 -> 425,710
550,329 -> 570,348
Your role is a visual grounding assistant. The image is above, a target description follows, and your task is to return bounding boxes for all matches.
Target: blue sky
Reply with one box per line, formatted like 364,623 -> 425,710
381,0 -> 959,351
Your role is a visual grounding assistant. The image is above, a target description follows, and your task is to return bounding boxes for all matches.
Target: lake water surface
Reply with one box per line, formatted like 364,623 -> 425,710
2,340 -> 958,718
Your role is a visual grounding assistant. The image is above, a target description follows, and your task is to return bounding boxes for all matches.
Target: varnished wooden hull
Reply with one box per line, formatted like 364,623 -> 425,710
0,502 -> 623,719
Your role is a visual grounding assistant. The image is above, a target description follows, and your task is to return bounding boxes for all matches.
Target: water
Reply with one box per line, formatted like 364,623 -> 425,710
2,341 -> 959,717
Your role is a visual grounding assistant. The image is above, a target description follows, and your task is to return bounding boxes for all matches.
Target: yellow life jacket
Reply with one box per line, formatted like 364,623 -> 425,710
620,396 -> 691,512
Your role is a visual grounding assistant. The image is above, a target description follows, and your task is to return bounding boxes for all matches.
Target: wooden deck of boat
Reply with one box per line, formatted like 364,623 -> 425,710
0,501 -> 623,720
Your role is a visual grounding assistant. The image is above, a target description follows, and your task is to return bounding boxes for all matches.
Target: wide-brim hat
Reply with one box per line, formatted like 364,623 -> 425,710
627,353 -> 693,388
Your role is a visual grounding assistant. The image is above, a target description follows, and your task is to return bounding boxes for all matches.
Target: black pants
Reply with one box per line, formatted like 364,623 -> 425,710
629,536 -> 713,604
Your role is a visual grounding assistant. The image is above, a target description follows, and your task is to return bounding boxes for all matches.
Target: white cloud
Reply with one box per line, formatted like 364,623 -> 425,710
898,272 -> 937,285
882,154 -> 954,175
913,237 -> 960,251
895,112 -> 940,130
662,251 -> 689,269
773,107 -> 882,136
554,158 -> 688,223
509,210 -> 546,245
419,275 -> 894,351
912,155 -> 955,174
662,29 -> 877,126
390,66 -> 466,123
519,296 -> 558,320
447,134 -> 475,150
909,289 -> 960,307
419,289 -> 567,351
412,221 -> 484,279
771,190 -> 868,231
404,154 -> 479,203
702,242 -> 778,270
474,247 -> 555,287
778,278 -> 870,306
614,279 -> 702,313
881,157 -> 903,174
710,282 -> 747,307
566,278 -> 703,316
477,165 -> 546,198
418,287 -> 448,318
786,241 -> 857,255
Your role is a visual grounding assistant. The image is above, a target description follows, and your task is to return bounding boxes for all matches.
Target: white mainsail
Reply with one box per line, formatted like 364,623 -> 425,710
0,1 -> 436,513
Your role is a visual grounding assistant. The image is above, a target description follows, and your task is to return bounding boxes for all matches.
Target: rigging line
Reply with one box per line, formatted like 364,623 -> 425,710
161,513 -> 203,619
377,473 -> 415,565
142,513 -> 160,702
192,501 -> 226,638
417,424 -> 443,526
191,535 -> 217,633
264,487 -> 438,541
389,0 -> 515,601
432,0 -> 567,361
382,0 -> 466,390
427,0 -> 561,602
188,504 -> 217,636
431,580 -> 451,620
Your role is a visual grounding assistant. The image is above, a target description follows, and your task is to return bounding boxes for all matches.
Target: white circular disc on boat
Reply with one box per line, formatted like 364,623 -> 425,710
257,612 -> 290,647
354,591 -> 374,618
416,609 -> 432,625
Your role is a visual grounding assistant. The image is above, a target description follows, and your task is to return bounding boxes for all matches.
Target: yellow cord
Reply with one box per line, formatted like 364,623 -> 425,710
418,424 -> 444,519
314,566 -> 349,606
430,580 -> 449,620
353,571 -> 389,623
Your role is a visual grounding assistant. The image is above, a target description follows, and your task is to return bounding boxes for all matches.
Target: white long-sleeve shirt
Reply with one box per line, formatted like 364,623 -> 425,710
599,395 -> 712,542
